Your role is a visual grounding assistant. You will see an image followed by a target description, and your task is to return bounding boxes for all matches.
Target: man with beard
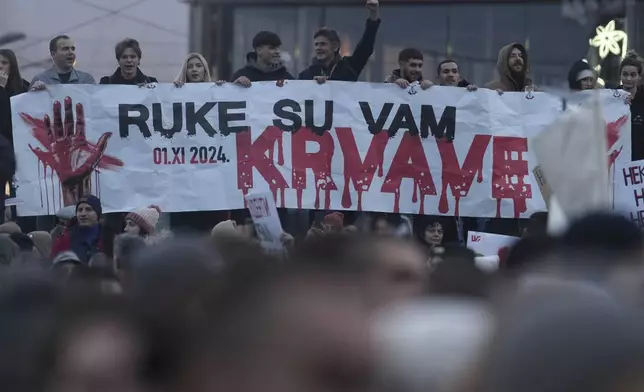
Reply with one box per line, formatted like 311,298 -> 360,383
385,48 -> 433,90
436,59 -> 477,91
299,0 -> 381,83
30,35 -> 95,90
485,43 -> 534,94
230,31 -> 294,87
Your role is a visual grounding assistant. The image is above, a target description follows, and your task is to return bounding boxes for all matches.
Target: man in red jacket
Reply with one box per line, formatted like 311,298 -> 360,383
50,195 -> 114,262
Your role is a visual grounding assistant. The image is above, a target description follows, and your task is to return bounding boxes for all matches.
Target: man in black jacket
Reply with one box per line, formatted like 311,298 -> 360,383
299,0 -> 381,83
231,31 -> 294,87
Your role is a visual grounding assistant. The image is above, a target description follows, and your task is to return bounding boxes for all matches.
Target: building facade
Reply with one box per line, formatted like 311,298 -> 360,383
189,0 -> 635,88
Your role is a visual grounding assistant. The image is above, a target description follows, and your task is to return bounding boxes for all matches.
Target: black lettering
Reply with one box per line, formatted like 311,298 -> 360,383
152,103 -> 183,139
119,104 -> 150,138
171,147 -> 182,164
304,100 -> 333,135
273,99 -> 302,132
359,102 -> 393,135
190,147 -> 198,164
218,101 -> 247,136
208,146 -> 217,163
387,104 -> 418,138
186,102 -> 217,137
634,188 -> 644,207
420,105 -> 456,140
623,167 -> 633,186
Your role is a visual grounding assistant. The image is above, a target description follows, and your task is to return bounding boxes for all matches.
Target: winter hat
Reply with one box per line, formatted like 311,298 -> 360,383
56,205 -> 76,221
52,251 -> 82,265
9,232 -> 34,252
567,60 -> 594,90
0,221 -> 21,235
28,231 -> 52,258
323,212 -> 344,230
126,205 -> 161,235
211,220 -> 239,239
76,195 -> 102,218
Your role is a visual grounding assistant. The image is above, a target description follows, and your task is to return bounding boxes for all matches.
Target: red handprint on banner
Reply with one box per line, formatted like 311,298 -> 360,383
20,96 -> 124,207
606,115 -> 628,167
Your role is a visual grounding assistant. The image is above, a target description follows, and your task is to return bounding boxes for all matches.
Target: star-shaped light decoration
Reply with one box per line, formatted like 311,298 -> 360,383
589,20 -> 628,59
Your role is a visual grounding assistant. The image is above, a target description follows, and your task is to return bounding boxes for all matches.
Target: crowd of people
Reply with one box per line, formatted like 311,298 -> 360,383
1,3 -> 644,390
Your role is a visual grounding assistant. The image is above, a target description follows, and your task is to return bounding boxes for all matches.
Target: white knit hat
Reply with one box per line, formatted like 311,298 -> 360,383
126,205 -> 161,235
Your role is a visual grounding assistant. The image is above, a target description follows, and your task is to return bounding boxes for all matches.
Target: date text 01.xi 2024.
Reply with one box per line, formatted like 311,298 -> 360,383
152,146 -> 229,165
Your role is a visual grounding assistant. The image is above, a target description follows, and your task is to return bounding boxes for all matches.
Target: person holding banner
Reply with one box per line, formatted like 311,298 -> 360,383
567,60 -> 596,91
30,35 -> 96,90
230,31 -> 294,87
298,0 -> 380,83
173,53 -> 213,86
620,52 -> 644,161
99,38 -> 158,86
384,48 -> 433,90
436,59 -> 477,90
485,43 -> 534,94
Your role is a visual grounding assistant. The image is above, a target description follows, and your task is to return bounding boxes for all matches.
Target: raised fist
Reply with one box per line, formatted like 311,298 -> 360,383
20,97 -> 124,206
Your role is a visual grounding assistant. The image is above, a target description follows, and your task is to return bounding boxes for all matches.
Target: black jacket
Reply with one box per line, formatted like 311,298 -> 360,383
384,69 -> 424,83
299,18 -> 381,82
99,68 -> 158,85
629,85 -> 644,161
0,79 -> 29,146
230,52 -> 294,82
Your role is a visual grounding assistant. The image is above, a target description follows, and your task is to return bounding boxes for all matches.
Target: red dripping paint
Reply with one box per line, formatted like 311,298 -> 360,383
496,198 -> 502,218
43,164 -> 49,214
436,136 -> 491,216
491,137 -> 531,219
291,128 -> 337,210
49,168 -> 54,215
337,129 -> 388,210
38,161 -> 44,208
381,133 -> 435,214
296,188 -> 304,209
277,133 -> 284,166
236,127 -> 289,204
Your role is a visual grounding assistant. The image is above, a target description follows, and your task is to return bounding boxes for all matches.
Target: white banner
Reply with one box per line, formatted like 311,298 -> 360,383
10,83 -> 631,217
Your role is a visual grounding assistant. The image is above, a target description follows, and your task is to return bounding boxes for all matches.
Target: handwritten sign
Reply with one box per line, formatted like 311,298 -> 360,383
614,159 -> 644,228
245,192 -> 284,253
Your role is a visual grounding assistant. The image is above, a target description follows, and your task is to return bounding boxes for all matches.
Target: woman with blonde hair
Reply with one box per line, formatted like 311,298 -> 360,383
174,53 -> 223,87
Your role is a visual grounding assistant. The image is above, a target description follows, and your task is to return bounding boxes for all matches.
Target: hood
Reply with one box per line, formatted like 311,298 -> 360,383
568,60 -> 594,90
245,51 -> 286,74
496,42 -> 531,90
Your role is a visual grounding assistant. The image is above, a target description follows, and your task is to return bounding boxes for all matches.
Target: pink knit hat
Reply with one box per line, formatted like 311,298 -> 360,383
126,205 -> 161,235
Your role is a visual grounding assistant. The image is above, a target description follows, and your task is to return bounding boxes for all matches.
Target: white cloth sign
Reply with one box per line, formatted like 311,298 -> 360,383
10,83 -> 631,217
614,159 -> 644,228
244,191 -> 284,252
467,231 -> 519,257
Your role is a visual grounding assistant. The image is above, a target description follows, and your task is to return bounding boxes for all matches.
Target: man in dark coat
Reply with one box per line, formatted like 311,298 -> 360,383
230,31 -> 294,86
299,0 -> 381,83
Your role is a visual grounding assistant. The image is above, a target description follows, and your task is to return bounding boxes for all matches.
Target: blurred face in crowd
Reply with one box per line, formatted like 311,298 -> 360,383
0,54 -> 11,75
508,47 -> 524,73
438,61 -> 460,86
186,56 -> 206,82
367,240 -> 427,307
118,47 -> 140,80
76,203 -> 98,227
194,278 -> 373,392
256,45 -> 281,66
579,76 -> 595,90
400,57 -> 423,82
621,65 -> 641,90
52,38 -> 76,70
314,36 -> 338,64
49,319 -> 143,392
424,222 -> 443,246
124,220 -> 141,236
373,218 -> 394,236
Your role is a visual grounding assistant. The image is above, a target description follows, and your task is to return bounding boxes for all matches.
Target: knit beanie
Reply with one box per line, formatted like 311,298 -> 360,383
126,205 -> 161,235
76,195 -> 102,218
